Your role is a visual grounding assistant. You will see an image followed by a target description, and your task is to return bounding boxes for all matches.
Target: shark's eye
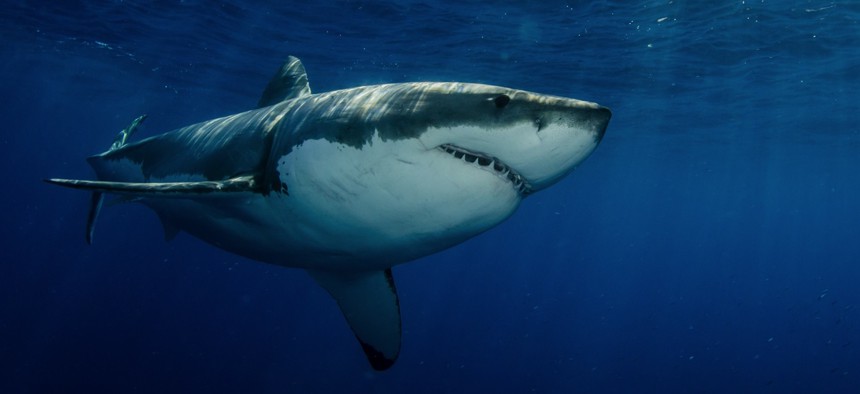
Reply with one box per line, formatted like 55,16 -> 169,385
493,94 -> 511,109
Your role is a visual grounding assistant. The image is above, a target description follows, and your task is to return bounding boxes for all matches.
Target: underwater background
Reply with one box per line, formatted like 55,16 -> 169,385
2,1 -> 859,393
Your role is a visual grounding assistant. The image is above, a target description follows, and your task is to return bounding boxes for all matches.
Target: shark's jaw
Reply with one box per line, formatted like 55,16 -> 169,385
438,143 -> 532,195
418,102 -> 610,200
432,109 -> 609,197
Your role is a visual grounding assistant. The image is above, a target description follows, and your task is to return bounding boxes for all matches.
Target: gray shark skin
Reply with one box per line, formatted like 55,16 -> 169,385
47,56 -> 611,371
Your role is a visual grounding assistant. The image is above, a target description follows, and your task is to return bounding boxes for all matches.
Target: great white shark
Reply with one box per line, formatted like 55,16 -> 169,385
47,56 -> 611,370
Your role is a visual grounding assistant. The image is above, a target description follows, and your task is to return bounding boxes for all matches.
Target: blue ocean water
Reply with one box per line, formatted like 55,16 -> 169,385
2,1 -> 859,392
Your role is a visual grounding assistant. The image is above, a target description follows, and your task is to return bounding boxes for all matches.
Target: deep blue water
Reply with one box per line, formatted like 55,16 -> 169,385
2,1 -> 859,393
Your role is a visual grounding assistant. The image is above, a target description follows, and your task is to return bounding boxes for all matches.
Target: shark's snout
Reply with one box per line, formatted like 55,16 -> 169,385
494,101 -> 611,193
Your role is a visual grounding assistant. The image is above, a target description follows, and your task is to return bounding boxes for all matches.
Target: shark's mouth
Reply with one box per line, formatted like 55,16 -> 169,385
439,144 -> 531,195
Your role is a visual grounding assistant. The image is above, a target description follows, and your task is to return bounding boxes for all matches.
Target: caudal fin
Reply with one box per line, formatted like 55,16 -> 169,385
60,115 -> 146,244
85,192 -> 104,244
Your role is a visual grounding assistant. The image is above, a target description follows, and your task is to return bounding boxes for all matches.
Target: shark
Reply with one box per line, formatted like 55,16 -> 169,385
47,56 -> 611,370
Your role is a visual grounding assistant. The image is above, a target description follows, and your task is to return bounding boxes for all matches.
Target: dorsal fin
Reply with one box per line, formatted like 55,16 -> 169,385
257,56 -> 312,108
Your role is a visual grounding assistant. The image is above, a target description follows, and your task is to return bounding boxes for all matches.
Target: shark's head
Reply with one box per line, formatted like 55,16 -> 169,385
406,83 -> 611,195
269,82 -> 610,266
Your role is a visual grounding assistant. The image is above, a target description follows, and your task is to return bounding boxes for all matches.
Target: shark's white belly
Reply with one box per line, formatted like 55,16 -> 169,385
148,133 -> 522,272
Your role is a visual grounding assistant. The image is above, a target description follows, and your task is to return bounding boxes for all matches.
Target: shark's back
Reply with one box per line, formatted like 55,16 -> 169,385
88,109 -> 275,184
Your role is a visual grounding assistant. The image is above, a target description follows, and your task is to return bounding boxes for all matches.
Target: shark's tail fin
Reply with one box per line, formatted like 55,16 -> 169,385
85,191 -> 103,244
83,115 -> 147,244
110,115 -> 147,151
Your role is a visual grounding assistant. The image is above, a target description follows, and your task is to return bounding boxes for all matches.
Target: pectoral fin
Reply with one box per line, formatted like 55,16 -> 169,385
44,175 -> 260,196
309,269 -> 401,371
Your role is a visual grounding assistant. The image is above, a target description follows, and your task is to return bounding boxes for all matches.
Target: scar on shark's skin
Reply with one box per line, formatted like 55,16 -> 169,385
46,56 -> 611,371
